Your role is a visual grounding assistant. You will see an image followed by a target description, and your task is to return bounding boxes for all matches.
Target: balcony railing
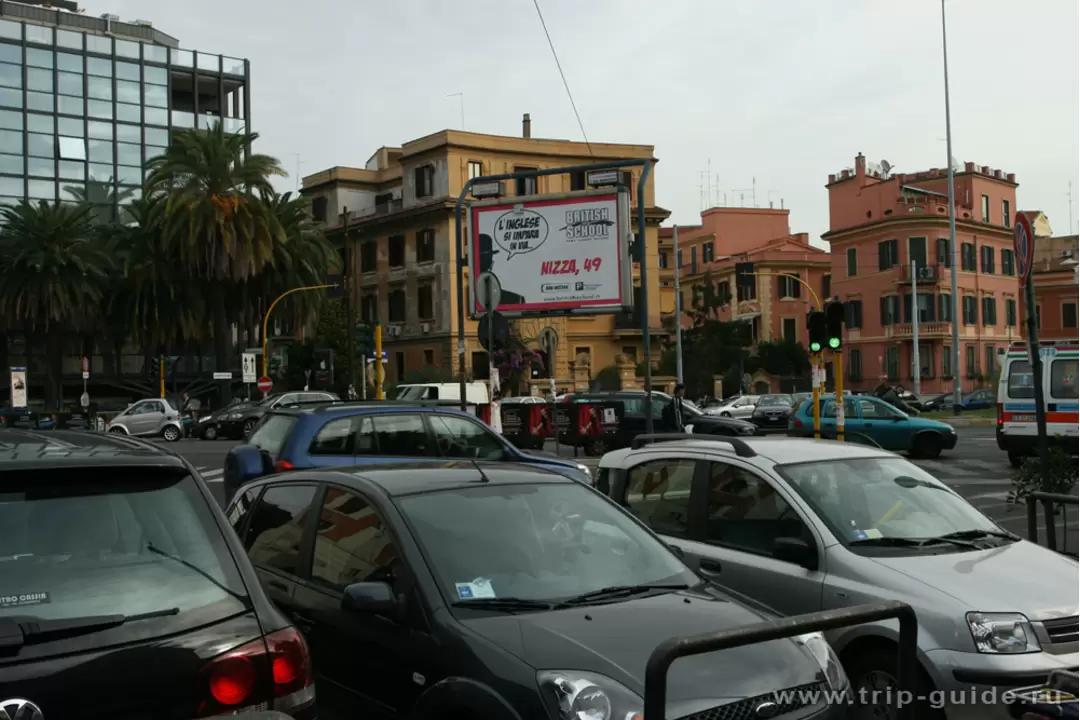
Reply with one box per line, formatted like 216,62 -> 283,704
891,322 -> 951,338
896,263 -> 942,284
375,198 -> 404,215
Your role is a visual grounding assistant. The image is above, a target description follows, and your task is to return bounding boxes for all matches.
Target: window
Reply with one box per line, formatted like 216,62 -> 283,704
979,246 -> 995,274
417,283 -> 434,320
702,242 -> 715,263
311,196 -> 327,222
1050,359 -> 1078,400
247,415 -> 298,458
938,293 -> 953,323
56,29 -> 82,50
360,240 -> 377,273
878,239 -> 899,270
624,459 -> 696,539
414,164 -> 434,198
228,488 -> 258,544
1001,249 -> 1015,276
962,296 -> 978,325
858,398 -> 904,420
388,235 -> 405,268
782,317 -> 797,342
1008,360 -> 1034,399
937,237 -> 951,267
116,143 -> 141,166
416,228 -> 435,263
309,417 -> 357,456
822,398 -> 858,419
879,295 -> 900,325
965,346 -> 977,376
1002,200 -> 1011,228
778,274 -> 801,299
144,83 -> 167,108
27,157 -> 53,178
985,345 -> 997,377
388,287 -> 406,323
981,194 -> 990,222
311,487 -> 400,592
429,415 -> 506,460
1005,299 -> 1017,327
717,280 -> 731,306
704,463 -> 806,556
849,349 -> 862,379
885,347 -> 899,380
981,297 -> 997,326
27,67 -> 52,93
467,160 -> 483,179
246,484 -> 318,575
366,414 -> 430,456
26,48 -> 52,69
424,349 -> 435,365
361,294 -> 378,323
960,243 -> 976,271
904,293 -> 935,323
943,346 -> 952,379
846,247 -> 857,276
1064,303 -> 1078,329
514,166 -> 537,196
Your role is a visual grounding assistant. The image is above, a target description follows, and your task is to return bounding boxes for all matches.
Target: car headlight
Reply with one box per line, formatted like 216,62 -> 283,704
797,633 -> 849,691
537,670 -> 642,720
575,463 -> 592,479
198,416 -> 211,423
966,612 -> 1041,654
739,425 -> 756,435
227,412 -> 243,420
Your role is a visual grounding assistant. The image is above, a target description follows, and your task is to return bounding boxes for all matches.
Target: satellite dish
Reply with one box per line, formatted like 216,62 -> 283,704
950,156 -> 961,172
880,160 -> 892,176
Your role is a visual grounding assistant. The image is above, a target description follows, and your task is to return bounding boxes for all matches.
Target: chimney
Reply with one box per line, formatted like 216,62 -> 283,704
855,152 -> 866,182
522,113 -> 531,139
964,162 -> 975,172
1007,172 -> 1016,183
828,174 -> 836,184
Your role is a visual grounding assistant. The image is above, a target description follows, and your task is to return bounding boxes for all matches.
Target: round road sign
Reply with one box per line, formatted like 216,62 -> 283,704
257,376 -> 273,393
1014,212 -> 1035,283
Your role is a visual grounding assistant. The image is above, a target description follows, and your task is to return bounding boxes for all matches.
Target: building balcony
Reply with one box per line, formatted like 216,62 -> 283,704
375,198 -> 404,215
895,263 -> 942,285
890,322 -> 952,339
612,310 -> 669,336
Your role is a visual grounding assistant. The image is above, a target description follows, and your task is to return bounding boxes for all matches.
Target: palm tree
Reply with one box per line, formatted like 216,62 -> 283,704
0,200 -> 114,407
144,121 -> 287,402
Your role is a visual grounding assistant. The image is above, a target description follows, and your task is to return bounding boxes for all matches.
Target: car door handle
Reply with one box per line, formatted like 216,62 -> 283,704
265,578 -> 290,593
699,558 -> 723,577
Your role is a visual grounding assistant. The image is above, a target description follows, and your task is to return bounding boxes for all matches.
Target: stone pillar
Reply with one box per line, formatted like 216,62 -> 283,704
572,352 -> 591,392
617,354 -> 639,390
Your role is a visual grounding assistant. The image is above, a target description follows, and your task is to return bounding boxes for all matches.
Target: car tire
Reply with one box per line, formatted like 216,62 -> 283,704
1008,451 -> 1026,468
843,644 -> 944,720
585,438 -> 607,456
202,425 -> 218,441
242,419 -> 258,438
162,425 -> 181,443
108,426 -> 126,435
720,411 -> 732,418
912,433 -> 942,459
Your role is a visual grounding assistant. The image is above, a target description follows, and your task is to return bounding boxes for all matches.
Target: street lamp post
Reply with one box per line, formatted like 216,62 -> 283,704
261,284 -> 339,378
941,0 -> 962,414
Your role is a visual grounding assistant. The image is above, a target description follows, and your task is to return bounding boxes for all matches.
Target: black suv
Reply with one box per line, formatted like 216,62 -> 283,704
0,429 -> 316,718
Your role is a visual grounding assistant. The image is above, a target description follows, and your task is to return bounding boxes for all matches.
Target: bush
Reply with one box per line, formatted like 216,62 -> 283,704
1006,445 -> 1078,504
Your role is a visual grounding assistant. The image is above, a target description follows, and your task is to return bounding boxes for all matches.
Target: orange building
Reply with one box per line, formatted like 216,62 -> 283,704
659,207 -> 831,346
1020,232 -> 1078,341
823,153 -> 1022,394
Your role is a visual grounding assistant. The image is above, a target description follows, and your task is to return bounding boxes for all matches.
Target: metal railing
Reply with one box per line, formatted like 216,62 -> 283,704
1026,491 -> 1079,556
644,601 -> 919,720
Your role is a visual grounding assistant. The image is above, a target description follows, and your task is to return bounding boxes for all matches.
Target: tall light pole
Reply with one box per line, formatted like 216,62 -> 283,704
673,224 -> 684,384
941,0 -> 962,414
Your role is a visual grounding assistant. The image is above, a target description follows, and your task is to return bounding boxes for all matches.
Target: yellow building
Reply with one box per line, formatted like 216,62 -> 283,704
300,116 -> 670,389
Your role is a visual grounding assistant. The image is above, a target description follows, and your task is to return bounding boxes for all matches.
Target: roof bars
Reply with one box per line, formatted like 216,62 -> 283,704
631,433 -> 757,458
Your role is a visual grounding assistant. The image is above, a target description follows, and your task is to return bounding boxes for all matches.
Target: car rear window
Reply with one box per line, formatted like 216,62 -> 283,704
248,414 -> 297,457
0,466 -> 249,638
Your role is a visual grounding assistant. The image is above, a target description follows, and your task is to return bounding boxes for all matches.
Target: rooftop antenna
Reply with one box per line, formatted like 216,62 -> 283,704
707,159 -> 712,210
446,92 -> 465,130
1068,180 -> 1075,234
880,159 -> 893,178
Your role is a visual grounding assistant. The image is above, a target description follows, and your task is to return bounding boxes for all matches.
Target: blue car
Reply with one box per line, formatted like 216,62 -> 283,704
789,394 -> 957,458
223,402 -> 593,501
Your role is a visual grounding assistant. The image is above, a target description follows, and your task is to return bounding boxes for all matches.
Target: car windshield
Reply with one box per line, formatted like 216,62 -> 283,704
758,395 -> 792,407
397,385 -> 436,401
248,414 -> 297,457
777,457 -> 999,544
398,481 -> 697,604
0,466 -> 249,628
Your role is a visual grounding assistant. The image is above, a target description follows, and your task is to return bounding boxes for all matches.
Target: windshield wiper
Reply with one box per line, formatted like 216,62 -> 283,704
450,597 -> 556,613
146,543 -> 248,603
926,529 -> 1019,543
0,607 -> 179,650
849,535 -> 979,549
560,583 -> 690,606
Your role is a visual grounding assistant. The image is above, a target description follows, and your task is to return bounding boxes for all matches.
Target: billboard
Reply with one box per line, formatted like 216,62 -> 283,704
9,367 -> 26,408
468,190 -> 632,318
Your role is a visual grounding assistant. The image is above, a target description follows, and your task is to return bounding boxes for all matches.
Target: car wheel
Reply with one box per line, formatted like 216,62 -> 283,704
843,644 -> 944,720
203,425 -> 218,441
108,426 -> 126,435
720,411 -> 732,418
162,425 -> 181,443
1008,451 -> 1026,468
242,419 -> 258,438
585,438 -> 607,456
912,433 -> 942,459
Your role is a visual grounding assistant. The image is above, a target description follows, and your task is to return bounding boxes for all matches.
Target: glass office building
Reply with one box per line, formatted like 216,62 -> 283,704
0,3 -> 249,214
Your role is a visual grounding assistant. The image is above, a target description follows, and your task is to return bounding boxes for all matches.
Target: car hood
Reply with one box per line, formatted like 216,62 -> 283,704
461,587 -> 822,715
692,415 -> 756,430
908,416 -> 954,432
867,540 -> 1079,621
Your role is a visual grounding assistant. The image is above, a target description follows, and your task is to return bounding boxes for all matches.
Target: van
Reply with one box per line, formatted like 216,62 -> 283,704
395,381 -> 489,404
996,339 -> 1079,466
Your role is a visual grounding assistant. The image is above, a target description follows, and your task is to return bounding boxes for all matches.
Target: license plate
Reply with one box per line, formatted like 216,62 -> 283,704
1012,414 -> 1036,422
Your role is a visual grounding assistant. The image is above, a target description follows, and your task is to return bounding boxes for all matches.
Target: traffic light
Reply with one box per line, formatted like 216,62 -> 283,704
825,301 -> 845,350
147,356 -> 160,380
807,311 -> 827,354
355,322 -> 374,354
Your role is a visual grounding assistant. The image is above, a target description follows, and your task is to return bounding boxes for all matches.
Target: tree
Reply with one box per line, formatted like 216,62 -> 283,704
144,121 -> 287,403
64,178 -> 137,225
0,201 -> 114,407
751,340 -> 811,380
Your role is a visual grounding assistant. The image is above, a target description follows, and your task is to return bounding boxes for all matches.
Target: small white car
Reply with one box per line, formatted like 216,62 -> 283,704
106,398 -> 184,442
705,394 -> 760,420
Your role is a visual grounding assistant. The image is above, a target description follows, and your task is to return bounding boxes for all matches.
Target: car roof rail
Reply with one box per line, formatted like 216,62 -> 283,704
631,433 -> 756,458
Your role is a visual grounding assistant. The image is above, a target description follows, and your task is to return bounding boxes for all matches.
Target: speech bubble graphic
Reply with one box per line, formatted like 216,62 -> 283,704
494,209 -> 549,260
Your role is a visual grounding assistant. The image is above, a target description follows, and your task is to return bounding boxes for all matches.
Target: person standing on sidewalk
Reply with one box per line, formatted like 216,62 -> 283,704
490,390 -> 503,434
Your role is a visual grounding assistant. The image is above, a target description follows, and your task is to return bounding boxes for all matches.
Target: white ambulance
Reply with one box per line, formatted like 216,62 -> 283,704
996,339 -> 1079,466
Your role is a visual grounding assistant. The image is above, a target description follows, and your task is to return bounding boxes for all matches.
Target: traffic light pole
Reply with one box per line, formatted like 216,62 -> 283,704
835,351 -> 844,442
342,208 -> 356,395
811,355 -> 821,440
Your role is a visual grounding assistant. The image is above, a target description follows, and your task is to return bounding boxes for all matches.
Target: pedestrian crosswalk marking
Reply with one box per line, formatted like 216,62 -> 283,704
196,466 -> 224,482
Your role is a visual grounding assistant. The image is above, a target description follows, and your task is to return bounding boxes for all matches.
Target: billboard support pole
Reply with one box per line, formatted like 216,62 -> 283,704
453,159 -> 654,415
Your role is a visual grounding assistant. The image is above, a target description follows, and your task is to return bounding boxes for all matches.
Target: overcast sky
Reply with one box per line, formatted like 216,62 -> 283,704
95,0 -> 1079,245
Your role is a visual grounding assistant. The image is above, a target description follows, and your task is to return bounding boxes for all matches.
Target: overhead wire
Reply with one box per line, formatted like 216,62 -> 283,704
531,0 -> 593,156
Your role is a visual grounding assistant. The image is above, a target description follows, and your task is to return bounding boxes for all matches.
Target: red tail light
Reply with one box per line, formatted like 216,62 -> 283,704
274,459 -> 295,473
794,417 -> 804,429
997,404 -> 1004,427
196,627 -> 314,717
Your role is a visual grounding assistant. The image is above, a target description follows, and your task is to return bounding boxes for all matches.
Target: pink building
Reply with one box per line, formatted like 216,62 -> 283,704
824,153 -> 1022,394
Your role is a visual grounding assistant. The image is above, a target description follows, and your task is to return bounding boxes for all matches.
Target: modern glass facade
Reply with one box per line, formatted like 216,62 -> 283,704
0,15 -> 249,214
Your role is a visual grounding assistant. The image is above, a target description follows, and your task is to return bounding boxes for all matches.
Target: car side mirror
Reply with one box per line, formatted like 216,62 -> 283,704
342,581 -> 397,614
772,537 -> 818,570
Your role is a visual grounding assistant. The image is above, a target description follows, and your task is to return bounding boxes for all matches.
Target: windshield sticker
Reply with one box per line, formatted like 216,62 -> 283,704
455,578 -> 495,600
0,591 -> 50,609
853,528 -> 883,541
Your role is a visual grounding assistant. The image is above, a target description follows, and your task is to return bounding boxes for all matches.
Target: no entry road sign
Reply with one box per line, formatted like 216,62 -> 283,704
257,376 -> 273,393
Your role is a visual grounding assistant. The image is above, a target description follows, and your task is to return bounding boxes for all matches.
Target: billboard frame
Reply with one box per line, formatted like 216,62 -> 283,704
454,161 -> 655,427
465,188 -> 633,320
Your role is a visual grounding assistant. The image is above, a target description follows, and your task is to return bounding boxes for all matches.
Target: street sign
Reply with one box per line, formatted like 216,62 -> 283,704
257,376 -> 273,393
81,371 -> 89,380
478,311 -> 510,351
241,353 -> 257,383
213,371 -> 232,380
1015,211 -> 1036,283
475,271 -> 502,313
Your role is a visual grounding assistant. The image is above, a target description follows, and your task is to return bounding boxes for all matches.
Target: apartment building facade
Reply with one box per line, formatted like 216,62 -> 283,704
1020,231 -> 1079,341
824,153 -> 1022,393
659,206 -> 831,346
301,118 -> 669,387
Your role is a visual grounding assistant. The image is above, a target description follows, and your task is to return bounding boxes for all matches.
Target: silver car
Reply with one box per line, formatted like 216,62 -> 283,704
107,398 -> 183,442
597,437 -> 1079,720
706,394 -> 760,420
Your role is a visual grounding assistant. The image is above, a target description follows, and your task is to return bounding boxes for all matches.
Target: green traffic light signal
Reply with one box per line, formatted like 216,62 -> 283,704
810,341 -> 822,353
829,337 -> 841,350
825,300 -> 846,351
806,310 -> 827,354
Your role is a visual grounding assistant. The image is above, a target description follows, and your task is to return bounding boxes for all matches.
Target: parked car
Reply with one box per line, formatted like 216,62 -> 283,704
705,394 -> 760,420
790,394 -> 956,458
920,392 -> 956,413
0,428 -> 316,718
225,461 -> 852,720
206,390 -> 340,441
751,394 -> 795,432
105,397 -> 184,442
597,435 -> 1079,720
222,403 -> 593,502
